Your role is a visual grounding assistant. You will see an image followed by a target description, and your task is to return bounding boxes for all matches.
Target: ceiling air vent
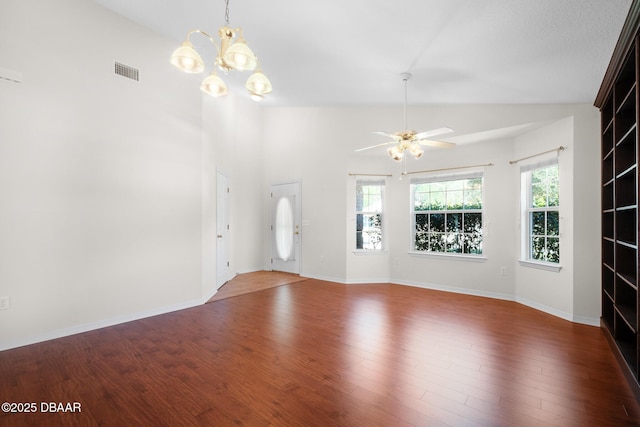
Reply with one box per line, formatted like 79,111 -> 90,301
114,62 -> 139,81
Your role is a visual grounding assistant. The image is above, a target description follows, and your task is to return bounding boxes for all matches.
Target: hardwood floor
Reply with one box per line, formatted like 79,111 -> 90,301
207,270 -> 307,302
1,275 -> 639,426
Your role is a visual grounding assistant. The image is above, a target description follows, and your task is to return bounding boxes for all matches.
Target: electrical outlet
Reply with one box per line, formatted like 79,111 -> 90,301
0,296 -> 9,310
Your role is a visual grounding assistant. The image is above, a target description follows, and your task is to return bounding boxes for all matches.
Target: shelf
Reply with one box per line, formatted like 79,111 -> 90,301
600,32 -> 639,390
613,49 -> 636,109
603,183 -> 614,211
602,298 -> 615,332
614,313 -> 638,376
603,211 -> 614,239
603,127 -> 615,158
615,126 -> 637,176
603,154 -> 614,185
618,337 -> 639,377
616,207 -> 637,246
615,240 -> 637,287
616,304 -> 638,333
603,265 -> 615,297
603,146 -> 614,161
604,286 -> 615,302
616,239 -> 638,250
616,82 -> 637,115
616,122 -> 637,143
615,167 -> 637,208
603,238 -> 614,267
616,164 -> 637,181
603,117 -> 614,135
601,94 -> 613,130
616,271 -> 638,290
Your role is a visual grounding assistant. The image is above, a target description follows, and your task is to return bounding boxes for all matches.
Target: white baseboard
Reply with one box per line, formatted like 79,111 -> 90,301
0,298 -> 203,352
392,280 -> 600,327
572,314 -> 600,327
394,279 -> 514,301
2,274 -> 600,352
300,272 -> 347,284
345,277 -> 391,285
515,296 -> 600,327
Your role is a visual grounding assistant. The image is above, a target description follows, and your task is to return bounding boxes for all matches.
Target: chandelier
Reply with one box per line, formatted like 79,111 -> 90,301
169,0 -> 272,101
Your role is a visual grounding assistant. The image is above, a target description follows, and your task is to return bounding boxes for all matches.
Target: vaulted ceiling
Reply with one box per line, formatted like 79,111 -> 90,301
94,0 -> 632,107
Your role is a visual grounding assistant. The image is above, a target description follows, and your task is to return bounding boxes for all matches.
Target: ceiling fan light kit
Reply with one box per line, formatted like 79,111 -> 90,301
357,73 -> 455,161
169,0 -> 272,101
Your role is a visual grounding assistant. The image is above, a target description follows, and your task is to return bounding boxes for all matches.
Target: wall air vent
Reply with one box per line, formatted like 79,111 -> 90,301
114,62 -> 139,81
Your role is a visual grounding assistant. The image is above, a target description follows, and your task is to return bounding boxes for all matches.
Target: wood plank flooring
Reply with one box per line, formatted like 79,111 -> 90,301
207,270 -> 307,302
1,274 -> 639,426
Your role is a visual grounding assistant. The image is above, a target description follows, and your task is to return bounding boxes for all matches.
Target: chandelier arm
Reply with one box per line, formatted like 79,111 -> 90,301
186,29 -> 222,56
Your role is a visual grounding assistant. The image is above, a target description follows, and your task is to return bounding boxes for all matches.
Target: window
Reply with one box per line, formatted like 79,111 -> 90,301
356,180 -> 384,250
522,161 -> 559,263
411,173 -> 483,255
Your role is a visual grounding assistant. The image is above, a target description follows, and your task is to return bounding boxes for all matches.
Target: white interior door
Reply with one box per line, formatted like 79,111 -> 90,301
216,172 -> 230,289
271,182 -> 301,274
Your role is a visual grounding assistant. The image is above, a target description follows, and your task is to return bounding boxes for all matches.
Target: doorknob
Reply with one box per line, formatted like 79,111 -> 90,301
217,234 -> 223,238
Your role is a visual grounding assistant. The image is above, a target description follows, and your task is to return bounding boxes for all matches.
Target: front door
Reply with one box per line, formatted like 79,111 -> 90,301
271,182 -> 301,274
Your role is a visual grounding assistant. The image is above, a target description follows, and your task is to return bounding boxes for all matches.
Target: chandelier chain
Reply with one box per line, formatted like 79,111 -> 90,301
224,0 -> 230,25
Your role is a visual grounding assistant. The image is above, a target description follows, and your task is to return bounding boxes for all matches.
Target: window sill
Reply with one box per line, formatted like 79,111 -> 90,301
353,250 -> 387,256
408,251 -> 487,263
518,259 -> 562,272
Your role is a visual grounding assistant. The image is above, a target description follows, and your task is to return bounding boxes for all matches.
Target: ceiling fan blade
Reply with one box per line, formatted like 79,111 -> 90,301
417,139 -> 456,149
414,127 -> 454,140
373,131 -> 402,141
373,131 -> 393,137
355,141 -> 394,152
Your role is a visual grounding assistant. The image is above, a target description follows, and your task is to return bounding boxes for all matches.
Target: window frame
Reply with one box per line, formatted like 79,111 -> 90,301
355,179 -> 385,252
409,171 -> 484,259
519,159 -> 562,271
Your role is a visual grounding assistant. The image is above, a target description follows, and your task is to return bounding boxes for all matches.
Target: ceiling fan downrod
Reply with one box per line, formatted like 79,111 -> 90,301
400,72 -> 412,131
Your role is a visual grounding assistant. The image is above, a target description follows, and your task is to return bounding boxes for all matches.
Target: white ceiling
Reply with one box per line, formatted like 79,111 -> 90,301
94,0 -> 632,107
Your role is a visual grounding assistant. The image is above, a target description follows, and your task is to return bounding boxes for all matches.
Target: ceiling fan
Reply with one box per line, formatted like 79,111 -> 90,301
356,73 -> 455,161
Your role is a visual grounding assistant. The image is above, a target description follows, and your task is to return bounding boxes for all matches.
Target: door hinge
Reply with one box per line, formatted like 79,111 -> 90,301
270,258 -> 273,264
227,224 -> 229,230
227,187 -> 230,193
227,261 -> 229,267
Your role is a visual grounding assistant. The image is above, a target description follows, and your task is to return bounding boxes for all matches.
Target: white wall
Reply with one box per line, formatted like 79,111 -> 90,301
262,104 -> 602,324
0,0 -> 211,350
571,107 -> 602,322
201,93 -> 265,300
513,117 -> 575,319
262,108 -> 354,281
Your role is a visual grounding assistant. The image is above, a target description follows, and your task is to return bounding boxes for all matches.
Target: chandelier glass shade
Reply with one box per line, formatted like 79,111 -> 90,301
170,41 -> 205,73
170,0 -> 271,101
200,71 -> 228,97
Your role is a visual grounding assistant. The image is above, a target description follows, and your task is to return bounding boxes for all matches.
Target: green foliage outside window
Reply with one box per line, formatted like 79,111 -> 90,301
413,177 -> 482,254
528,165 -> 559,263
356,182 -> 383,250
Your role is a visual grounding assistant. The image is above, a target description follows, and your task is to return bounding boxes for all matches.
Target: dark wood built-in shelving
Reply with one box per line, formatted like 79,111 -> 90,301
595,1 -> 640,395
